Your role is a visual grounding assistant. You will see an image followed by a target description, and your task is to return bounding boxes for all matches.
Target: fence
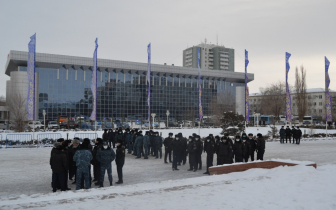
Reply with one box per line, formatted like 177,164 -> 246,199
36,133 -> 63,147
5,134 -> 33,148
74,133 -> 97,145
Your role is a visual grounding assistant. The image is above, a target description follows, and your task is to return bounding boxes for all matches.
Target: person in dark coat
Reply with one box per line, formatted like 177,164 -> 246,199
247,133 -> 256,161
154,132 -> 163,159
178,133 -> 187,165
135,131 -> 144,159
73,141 -> 93,190
107,129 -> 114,148
219,137 -> 233,164
163,133 -> 173,163
203,137 -> 215,175
115,141 -> 125,184
296,126 -> 302,144
143,131 -> 150,159
285,126 -> 291,143
102,129 -> 108,142
291,126 -> 296,144
170,134 -> 182,171
96,141 -> 116,187
115,129 -> 124,148
124,129 -> 133,154
92,138 -> 102,185
279,126 -> 285,144
195,135 -> 203,170
149,131 -> 155,156
61,141 -> 71,190
233,135 -> 243,163
214,136 -> 221,165
50,145 -> 68,192
68,138 -> 80,184
187,136 -> 197,172
256,133 -> 266,160
242,137 -> 251,162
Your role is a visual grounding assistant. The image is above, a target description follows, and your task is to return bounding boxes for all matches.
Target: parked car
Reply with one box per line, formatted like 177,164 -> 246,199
183,120 -> 193,127
303,121 -> 311,125
60,120 -> 78,129
27,121 -> 43,129
0,120 -> 14,130
167,121 -> 179,127
48,121 -> 59,129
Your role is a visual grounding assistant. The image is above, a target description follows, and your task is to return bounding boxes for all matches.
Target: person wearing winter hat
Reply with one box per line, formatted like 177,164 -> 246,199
96,141 -> 115,187
73,140 -> 93,190
92,138 -> 103,184
163,133 -> 174,163
50,144 -> 67,192
233,135 -> 243,163
170,134 -> 182,171
115,141 -> 125,184
247,133 -> 256,161
256,133 -> 266,160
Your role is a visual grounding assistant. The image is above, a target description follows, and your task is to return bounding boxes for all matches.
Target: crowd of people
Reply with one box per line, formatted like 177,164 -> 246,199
49,128 -> 266,193
279,126 -> 302,144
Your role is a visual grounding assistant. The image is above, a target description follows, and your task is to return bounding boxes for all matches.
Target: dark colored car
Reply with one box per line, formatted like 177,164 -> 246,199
60,120 -> 78,129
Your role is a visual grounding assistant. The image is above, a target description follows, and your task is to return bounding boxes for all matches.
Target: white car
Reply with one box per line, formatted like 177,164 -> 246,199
27,121 -> 43,129
48,121 -> 59,129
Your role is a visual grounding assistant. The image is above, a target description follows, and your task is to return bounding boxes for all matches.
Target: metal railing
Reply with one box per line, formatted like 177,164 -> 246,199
5,134 -> 33,148
36,133 -> 63,147
74,133 -> 97,145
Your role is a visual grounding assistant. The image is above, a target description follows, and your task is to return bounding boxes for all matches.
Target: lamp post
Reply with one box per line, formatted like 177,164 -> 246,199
151,113 -> 156,130
166,110 -> 170,128
254,113 -> 260,130
43,110 -> 46,131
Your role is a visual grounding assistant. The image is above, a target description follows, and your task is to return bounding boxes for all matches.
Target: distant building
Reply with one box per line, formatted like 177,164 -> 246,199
183,43 -> 234,71
249,88 -> 336,121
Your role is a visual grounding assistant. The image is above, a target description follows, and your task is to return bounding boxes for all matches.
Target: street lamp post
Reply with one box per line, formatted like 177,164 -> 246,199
151,113 -> 156,130
43,110 -> 46,131
166,110 -> 170,129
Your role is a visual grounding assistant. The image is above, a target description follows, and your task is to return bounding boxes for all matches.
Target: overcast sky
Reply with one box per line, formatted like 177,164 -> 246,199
0,0 -> 335,97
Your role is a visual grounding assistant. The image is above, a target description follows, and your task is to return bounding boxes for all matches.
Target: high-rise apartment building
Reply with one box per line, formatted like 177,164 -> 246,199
183,43 -> 234,71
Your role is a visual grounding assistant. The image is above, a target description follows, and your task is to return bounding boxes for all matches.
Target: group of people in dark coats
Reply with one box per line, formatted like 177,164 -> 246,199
279,126 -> 302,144
50,136 -> 125,193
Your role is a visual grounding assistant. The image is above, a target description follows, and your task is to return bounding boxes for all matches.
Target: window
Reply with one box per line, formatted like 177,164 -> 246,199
319,95 -> 322,99
319,109 -> 322,113
319,102 -> 322,106
231,83 -> 233,86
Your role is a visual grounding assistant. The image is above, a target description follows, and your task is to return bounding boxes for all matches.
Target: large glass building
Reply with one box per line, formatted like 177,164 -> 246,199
5,51 -> 254,122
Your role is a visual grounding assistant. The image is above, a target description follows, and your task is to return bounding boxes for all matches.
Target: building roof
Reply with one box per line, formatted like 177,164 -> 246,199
5,50 -> 254,83
250,88 -> 335,97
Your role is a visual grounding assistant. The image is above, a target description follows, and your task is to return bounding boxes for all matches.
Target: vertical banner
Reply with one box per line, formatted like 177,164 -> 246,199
147,43 -> 151,122
90,38 -> 98,121
285,52 -> 292,121
27,33 -> 36,121
198,47 -> 203,120
245,49 -> 249,122
325,57 -> 332,122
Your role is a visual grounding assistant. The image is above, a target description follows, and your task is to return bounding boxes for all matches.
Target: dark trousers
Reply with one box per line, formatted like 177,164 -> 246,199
52,172 -> 66,192
116,163 -> 124,182
112,141 -> 116,148
280,137 -> 284,143
80,166 -> 91,189
206,153 -> 213,171
155,146 -> 162,158
235,156 -> 243,163
137,146 -> 143,158
172,151 -> 181,169
285,135 -> 290,143
249,152 -> 255,161
216,153 -> 221,165
296,137 -> 300,144
144,145 -> 149,158
181,150 -> 186,164
109,140 -> 112,148
221,156 -> 231,164
257,150 -> 265,160
196,153 -> 202,169
292,136 -> 295,144
165,149 -> 172,162
93,163 -> 100,181
244,154 -> 249,162
189,153 -> 196,170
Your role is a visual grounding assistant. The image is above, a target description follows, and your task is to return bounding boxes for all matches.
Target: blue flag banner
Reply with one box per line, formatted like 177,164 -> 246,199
245,49 -> 249,122
27,33 -> 36,121
147,43 -> 151,121
325,57 -> 332,122
90,38 -> 98,121
285,52 -> 292,121
198,47 -> 203,120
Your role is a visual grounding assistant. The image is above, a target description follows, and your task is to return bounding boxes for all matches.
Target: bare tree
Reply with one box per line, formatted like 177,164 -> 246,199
209,90 -> 236,126
7,93 -> 27,132
295,66 -> 307,122
259,81 -> 287,121
0,95 -> 5,106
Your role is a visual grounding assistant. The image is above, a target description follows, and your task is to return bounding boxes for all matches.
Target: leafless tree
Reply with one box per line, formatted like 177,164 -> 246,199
209,91 -> 236,126
7,93 -> 27,132
295,66 -> 307,122
259,81 -> 288,121
0,95 -> 5,106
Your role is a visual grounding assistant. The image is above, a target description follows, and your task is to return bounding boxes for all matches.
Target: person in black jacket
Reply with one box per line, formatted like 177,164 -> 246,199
115,141 -> 125,184
279,126 -> 285,144
219,137 -> 233,164
247,133 -> 256,161
102,129 -> 108,142
296,126 -> 302,144
68,138 -> 80,184
256,133 -> 266,160
92,138 -> 102,185
285,126 -> 291,143
291,126 -> 296,144
203,137 -> 215,175
50,145 -> 68,192
187,136 -> 197,172
233,135 -> 243,163
178,133 -> 187,165
195,135 -> 203,170
108,129 -> 114,148
170,134 -> 182,171
214,136 -> 221,165
163,133 -> 173,163
242,137 -> 250,162
61,141 -> 71,190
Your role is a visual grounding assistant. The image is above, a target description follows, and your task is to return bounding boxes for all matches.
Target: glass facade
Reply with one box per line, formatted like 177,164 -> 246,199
19,66 -> 244,121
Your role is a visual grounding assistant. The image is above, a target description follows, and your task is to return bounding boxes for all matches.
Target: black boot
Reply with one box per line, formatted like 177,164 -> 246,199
110,180 -> 113,186
99,181 -> 103,188
95,181 -> 101,186
115,180 -> 123,184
